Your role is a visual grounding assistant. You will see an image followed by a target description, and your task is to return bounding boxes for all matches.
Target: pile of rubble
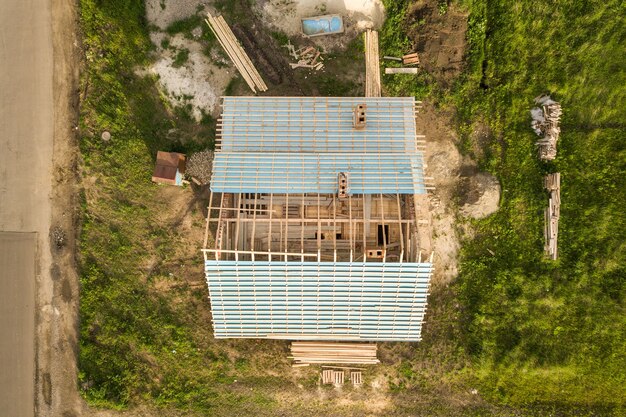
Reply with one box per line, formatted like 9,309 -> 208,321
531,95 -> 562,160
283,41 -> 324,71
185,150 -> 214,185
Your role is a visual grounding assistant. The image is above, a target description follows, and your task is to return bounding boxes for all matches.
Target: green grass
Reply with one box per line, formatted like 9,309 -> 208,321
165,15 -> 203,37
172,48 -> 189,68
77,0 -> 282,413
78,0 -> 625,414
380,0 -> 626,411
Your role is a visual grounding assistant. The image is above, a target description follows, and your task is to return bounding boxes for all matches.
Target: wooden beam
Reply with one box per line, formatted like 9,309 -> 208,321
384,67 -> 418,74
250,193 -> 258,261
396,193 -> 404,262
380,193 -> 387,262
204,190 -> 214,249
284,192 -> 289,261
268,193 -> 274,261
348,194 -> 354,262
333,195 -> 337,262
301,193 -> 305,262
234,193 -> 242,260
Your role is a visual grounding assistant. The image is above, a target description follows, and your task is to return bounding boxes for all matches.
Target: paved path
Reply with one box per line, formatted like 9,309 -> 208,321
0,0 -> 54,416
0,233 -> 37,417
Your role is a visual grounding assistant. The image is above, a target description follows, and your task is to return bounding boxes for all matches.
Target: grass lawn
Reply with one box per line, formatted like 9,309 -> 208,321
77,0 -> 625,414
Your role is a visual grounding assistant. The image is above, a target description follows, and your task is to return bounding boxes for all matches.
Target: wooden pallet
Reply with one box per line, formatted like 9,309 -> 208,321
322,369 -> 345,385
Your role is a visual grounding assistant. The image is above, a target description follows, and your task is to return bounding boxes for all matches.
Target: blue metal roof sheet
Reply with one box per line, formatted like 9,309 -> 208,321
205,261 -> 432,341
219,96 -> 418,153
210,152 -> 425,194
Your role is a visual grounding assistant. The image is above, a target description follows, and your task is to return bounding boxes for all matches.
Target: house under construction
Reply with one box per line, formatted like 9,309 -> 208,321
203,96 -> 433,342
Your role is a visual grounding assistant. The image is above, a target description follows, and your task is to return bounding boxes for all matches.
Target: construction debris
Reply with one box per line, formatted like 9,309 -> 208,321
291,342 -> 379,365
544,173 -> 560,260
383,56 -> 402,61
531,95 -> 562,160
284,42 -> 325,71
402,52 -> 420,65
364,29 -> 381,97
385,67 -> 418,74
185,150 -> 214,185
205,13 -> 268,93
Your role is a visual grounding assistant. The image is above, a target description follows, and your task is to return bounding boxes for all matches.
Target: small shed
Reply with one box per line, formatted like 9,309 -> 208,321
152,151 -> 186,186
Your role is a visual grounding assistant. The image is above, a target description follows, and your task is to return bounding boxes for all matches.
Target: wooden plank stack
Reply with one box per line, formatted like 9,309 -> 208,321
544,173 -> 560,260
364,29 -> 381,97
291,341 -> 379,364
205,13 -> 268,93
402,52 -> 420,65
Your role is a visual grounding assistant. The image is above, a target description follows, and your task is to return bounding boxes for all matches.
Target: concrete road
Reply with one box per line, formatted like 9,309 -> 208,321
0,233 -> 37,417
0,0 -> 54,416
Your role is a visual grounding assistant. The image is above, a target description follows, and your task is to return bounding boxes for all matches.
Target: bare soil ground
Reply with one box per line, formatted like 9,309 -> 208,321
38,0 -> 84,416
405,1 -> 468,87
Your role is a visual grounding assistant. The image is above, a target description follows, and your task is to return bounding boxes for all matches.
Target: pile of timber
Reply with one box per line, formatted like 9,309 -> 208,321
205,13 -> 268,93
402,52 -> 420,65
364,29 -> 381,97
290,342 -> 379,365
531,95 -> 562,160
283,41 -> 324,70
543,173 -> 560,260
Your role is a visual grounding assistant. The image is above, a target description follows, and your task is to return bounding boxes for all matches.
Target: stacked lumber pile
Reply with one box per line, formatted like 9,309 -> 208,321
531,95 -> 562,160
543,173 -> 560,260
205,13 -> 268,93
402,52 -> 420,65
283,41 -> 324,70
290,342 -> 379,365
364,29 -> 381,97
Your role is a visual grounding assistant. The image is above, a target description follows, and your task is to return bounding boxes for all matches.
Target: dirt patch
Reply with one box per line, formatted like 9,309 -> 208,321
459,172 -> 501,219
147,32 -> 232,120
415,102 -> 463,285
258,0 -> 385,51
36,0 -> 85,415
232,24 -> 285,85
405,1 -> 467,87
146,0 -> 211,30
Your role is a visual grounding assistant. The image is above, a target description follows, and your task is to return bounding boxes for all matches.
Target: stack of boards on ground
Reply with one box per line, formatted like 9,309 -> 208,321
205,12 -> 268,93
364,29 -> 381,97
290,341 -> 379,365
544,173 -> 560,260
